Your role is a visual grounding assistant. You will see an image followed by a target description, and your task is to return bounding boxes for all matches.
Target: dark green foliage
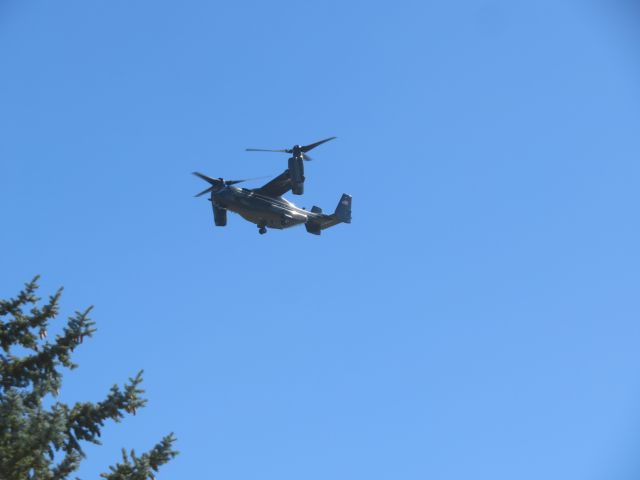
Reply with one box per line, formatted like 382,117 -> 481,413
0,277 -> 177,480
100,434 -> 177,480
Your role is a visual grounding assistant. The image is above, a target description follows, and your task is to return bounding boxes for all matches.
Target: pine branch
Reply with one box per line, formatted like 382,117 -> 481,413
0,308 -> 96,398
65,371 -> 147,451
50,451 -> 82,480
100,434 -> 178,480
0,276 -> 40,318
0,276 -> 61,353
0,278 -> 178,480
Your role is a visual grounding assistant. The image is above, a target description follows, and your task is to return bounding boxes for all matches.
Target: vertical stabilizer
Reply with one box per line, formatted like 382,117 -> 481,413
334,194 -> 352,224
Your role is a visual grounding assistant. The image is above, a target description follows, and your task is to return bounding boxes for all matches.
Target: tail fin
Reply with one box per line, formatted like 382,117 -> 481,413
334,194 -> 352,224
304,194 -> 352,235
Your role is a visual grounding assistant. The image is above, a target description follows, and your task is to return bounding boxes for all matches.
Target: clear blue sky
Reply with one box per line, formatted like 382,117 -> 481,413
2,1 -> 640,478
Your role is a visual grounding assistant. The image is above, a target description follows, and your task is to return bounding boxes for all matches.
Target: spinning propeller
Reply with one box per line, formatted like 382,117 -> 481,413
192,172 -> 265,197
245,136 -> 336,161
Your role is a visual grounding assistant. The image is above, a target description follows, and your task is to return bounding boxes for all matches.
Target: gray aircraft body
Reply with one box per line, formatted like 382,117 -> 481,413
193,170 -> 352,235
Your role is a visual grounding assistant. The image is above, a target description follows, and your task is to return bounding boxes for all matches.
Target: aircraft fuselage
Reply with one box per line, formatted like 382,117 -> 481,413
213,186 -> 319,230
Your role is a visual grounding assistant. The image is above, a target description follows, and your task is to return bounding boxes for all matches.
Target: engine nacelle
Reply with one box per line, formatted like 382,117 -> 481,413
213,206 -> 227,226
288,156 -> 305,195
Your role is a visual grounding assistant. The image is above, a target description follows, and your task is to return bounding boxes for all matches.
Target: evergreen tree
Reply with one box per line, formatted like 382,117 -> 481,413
0,277 -> 177,479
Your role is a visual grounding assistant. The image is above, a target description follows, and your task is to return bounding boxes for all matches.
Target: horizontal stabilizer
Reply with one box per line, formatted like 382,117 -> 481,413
305,221 -> 322,235
304,194 -> 352,235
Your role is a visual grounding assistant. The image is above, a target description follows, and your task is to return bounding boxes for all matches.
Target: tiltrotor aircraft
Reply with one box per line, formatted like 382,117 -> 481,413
193,137 -> 351,235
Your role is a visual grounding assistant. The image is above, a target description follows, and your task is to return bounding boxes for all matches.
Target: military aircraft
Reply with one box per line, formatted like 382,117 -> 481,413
245,136 -> 336,195
193,171 -> 351,235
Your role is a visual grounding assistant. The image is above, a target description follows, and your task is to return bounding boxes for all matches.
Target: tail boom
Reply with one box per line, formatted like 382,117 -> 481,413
305,194 -> 352,235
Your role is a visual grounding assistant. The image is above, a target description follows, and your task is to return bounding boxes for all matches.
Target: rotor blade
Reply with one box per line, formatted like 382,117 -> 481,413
194,186 -> 215,197
302,153 -> 313,161
192,171 -> 222,185
300,136 -> 336,153
245,148 -> 291,153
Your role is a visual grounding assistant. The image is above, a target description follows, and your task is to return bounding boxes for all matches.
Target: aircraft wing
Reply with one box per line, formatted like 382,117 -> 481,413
252,170 -> 292,197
